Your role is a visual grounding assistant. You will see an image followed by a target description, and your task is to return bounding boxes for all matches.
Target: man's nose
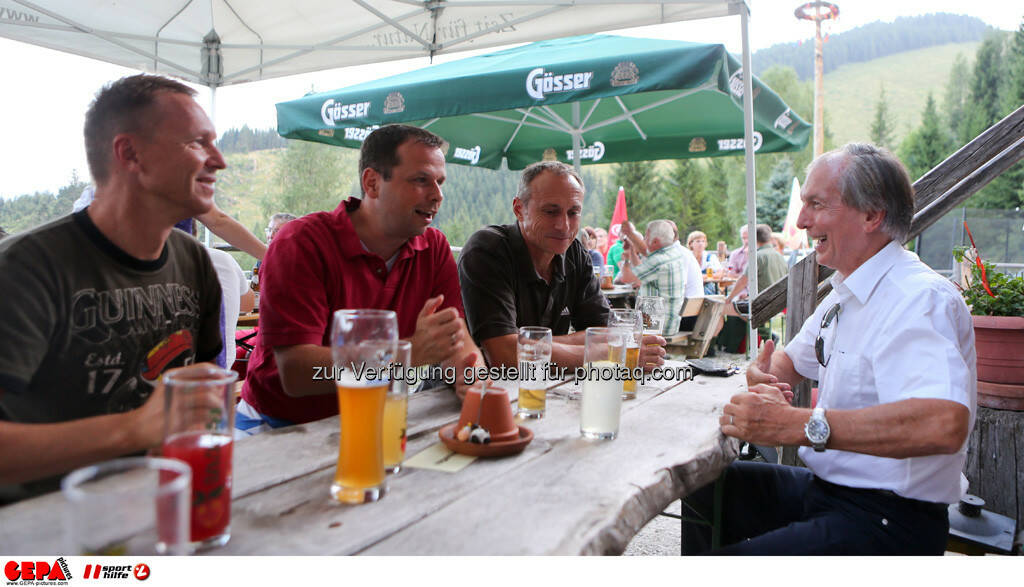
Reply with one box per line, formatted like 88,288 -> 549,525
207,145 -> 227,170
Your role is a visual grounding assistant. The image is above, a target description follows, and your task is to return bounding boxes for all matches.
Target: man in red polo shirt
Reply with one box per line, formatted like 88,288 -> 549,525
238,125 -> 485,430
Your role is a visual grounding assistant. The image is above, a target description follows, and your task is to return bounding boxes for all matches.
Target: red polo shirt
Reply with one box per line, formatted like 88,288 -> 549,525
241,198 -> 464,424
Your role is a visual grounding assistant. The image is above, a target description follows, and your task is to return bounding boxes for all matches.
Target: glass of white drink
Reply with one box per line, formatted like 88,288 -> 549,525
580,326 -> 629,440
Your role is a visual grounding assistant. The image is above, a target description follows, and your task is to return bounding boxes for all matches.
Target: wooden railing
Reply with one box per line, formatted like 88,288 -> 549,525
743,104 -> 1024,466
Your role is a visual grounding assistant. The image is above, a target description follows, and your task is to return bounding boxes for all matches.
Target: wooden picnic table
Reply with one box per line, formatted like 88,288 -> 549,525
0,361 -> 741,555
237,311 -> 260,328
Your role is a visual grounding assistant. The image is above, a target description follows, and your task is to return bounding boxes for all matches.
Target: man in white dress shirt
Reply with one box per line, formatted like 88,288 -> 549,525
683,143 -> 975,555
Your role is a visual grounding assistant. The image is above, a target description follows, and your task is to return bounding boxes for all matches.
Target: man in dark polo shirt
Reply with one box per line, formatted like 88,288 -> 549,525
458,161 -> 666,369
238,125 -> 485,432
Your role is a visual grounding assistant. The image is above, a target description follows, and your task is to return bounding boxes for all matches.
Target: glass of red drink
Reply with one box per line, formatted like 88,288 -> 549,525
161,365 -> 238,550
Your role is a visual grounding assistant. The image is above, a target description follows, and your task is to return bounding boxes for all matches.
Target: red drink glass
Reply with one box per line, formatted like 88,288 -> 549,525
162,365 -> 238,550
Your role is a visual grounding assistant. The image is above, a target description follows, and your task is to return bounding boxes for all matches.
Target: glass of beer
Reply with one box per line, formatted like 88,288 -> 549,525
580,327 -> 628,440
383,340 -> 412,474
602,264 -> 615,289
161,365 -> 238,550
607,309 -> 642,399
517,326 -> 552,419
330,309 -> 398,504
635,296 -> 668,392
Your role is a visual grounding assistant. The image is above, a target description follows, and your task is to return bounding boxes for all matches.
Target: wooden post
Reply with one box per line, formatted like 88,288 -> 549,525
780,255 -> 818,466
964,407 -> 1024,532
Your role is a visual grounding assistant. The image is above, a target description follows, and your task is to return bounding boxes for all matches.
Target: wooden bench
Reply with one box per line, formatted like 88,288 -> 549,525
666,296 -> 726,359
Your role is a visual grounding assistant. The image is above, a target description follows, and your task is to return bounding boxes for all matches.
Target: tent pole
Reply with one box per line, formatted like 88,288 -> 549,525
205,83 -> 218,248
572,101 -> 582,178
741,3 -> 757,359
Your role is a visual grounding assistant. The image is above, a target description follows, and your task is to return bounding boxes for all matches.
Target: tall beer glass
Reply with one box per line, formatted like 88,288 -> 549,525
383,340 -> 412,474
330,309 -> 398,504
607,309 -> 642,399
517,326 -> 552,418
580,327 -> 628,440
635,296 -> 668,393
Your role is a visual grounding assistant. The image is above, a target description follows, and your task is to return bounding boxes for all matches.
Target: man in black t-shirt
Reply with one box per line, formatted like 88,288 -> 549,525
458,161 -> 666,370
0,74 -> 224,501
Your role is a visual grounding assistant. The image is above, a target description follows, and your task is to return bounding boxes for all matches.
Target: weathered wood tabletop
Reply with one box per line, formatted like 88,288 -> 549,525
0,361 -> 741,555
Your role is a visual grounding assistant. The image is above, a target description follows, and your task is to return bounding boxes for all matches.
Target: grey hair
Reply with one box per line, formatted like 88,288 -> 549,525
755,223 -> 773,245
270,213 -> 297,224
516,161 -> 584,205
646,219 -> 674,246
808,143 -> 914,243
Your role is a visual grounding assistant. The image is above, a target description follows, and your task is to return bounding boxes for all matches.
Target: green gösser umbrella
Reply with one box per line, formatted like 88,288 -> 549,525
276,34 -> 810,170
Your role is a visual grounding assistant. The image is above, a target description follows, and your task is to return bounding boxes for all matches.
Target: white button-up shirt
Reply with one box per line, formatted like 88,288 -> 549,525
785,241 -> 976,504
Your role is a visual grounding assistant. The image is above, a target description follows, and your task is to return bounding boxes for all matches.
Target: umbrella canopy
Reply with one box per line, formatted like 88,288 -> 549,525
0,1 -> 745,88
275,34 -> 810,169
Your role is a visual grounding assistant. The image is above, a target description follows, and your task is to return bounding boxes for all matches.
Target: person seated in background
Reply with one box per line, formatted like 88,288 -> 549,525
687,230 -> 722,295
251,212 -> 297,291
724,224 -> 789,343
458,161 -> 665,370
0,74 -> 224,502
593,226 -> 608,261
605,223 -> 631,279
239,125 -> 486,434
616,220 -> 689,336
620,220 -> 703,331
684,143 -> 974,555
581,226 -> 604,269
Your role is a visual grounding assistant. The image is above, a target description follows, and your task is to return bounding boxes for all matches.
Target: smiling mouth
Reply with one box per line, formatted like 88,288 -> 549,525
415,209 -> 436,222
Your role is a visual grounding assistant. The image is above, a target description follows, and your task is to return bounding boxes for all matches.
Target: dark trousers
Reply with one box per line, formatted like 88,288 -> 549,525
682,461 -> 949,555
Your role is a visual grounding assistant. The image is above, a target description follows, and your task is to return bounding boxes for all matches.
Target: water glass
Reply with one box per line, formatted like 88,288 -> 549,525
62,457 -> 191,555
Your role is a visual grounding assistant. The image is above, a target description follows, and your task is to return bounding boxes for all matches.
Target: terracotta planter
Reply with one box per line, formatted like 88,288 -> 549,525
973,315 -> 1024,410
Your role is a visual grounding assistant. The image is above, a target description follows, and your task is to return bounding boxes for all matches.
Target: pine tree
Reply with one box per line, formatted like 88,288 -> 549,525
899,94 -> 951,182
943,53 -> 971,145
962,34 -> 1005,144
755,158 -> 794,233
607,161 -> 667,229
869,84 -> 896,150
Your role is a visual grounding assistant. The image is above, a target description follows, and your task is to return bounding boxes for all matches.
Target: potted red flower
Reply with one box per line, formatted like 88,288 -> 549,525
953,240 -> 1024,410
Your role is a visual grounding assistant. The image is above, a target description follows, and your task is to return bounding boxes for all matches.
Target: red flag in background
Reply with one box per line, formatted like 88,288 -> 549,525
605,186 -> 628,257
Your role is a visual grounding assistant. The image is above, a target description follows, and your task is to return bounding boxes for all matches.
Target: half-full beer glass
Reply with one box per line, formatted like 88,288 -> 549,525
580,327 -> 628,440
383,340 -> 412,474
330,309 -> 398,504
607,309 -> 642,399
635,296 -> 668,393
517,326 -> 552,418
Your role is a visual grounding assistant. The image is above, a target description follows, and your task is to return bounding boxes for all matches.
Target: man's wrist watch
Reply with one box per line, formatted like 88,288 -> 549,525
804,407 -> 830,452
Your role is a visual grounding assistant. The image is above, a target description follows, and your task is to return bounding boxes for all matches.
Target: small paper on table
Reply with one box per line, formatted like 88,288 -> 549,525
404,443 -> 476,473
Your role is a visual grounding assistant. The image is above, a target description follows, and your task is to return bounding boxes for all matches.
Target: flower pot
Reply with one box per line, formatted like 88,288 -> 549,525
973,315 -> 1024,411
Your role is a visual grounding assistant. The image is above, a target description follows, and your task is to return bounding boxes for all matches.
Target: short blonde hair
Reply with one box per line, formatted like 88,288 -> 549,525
686,230 -> 707,247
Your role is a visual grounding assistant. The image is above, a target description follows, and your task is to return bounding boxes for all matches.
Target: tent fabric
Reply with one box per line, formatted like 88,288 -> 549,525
275,34 -> 810,169
0,0 -> 745,87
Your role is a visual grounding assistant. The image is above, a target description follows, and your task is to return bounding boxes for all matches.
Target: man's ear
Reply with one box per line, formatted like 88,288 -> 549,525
863,208 -> 886,234
512,197 -> 525,222
361,167 -> 381,200
112,134 -> 139,173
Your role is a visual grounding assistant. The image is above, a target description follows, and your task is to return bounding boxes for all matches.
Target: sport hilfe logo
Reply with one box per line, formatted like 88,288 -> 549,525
81,563 -> 150,581
4,558 -> 71,582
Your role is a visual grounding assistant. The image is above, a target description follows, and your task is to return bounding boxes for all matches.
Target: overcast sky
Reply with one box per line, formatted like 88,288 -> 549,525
0,0 -> 1020,199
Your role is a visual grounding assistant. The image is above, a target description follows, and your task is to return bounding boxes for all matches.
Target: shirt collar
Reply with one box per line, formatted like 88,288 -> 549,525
336,197 -> 429,261
510,222 -> 566,284
829,240 -> 902,305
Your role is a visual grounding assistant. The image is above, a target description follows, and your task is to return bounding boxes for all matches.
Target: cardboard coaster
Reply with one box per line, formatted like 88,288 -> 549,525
404,442 -> 476,472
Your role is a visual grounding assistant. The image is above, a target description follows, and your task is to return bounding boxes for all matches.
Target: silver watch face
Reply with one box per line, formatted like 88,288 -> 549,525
806,419 -> 829,442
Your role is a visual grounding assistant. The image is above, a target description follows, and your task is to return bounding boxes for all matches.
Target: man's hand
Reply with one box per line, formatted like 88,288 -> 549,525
745,340 -> 792,401
720,384 -> 802,446
638,334 -> 666,372
454,350 -> 486,400
409,295 -> 465,366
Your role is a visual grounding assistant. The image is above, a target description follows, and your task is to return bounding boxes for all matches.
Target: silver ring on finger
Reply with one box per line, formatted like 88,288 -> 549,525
729,415 -> 734,425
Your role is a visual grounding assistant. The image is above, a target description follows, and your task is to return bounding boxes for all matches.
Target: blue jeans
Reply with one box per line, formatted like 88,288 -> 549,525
682,461 -> 949,555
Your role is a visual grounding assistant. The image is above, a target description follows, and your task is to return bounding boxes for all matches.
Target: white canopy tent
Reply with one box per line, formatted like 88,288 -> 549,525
0,0 -> 765,345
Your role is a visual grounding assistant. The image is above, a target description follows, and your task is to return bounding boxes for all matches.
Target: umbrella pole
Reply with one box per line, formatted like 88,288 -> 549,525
741,3 -> 758,360
571,102 -> 583,178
